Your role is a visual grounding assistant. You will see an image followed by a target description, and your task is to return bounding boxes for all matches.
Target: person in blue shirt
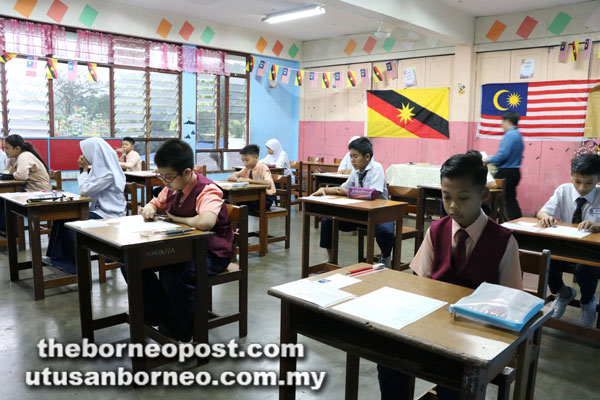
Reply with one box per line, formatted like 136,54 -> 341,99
484,111 -> 524,219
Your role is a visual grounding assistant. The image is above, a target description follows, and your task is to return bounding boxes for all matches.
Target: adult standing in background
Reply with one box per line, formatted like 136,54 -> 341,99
485,111 -> 524,219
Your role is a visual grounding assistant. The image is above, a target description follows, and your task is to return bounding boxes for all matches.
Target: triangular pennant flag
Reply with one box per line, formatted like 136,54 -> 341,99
295,70 -> 304,86
67,61 -> 77,81
373,65 -> 384,82
87,62 -> 98,82
245,56 -> 255,72
347,70 -> 357,87
46,58 -> 58,80
0,52 -> 16,63
571,41 -> 579,62
26,56 -> 37,77
309,71 -> 318,88
280,67 -> 290,84
385,61 -> 398,80
360,68 -> 369,85
583,38 -> 592,61
269,64 -> 279,81
322,72 -> 331,88
558,42 -> 568,62
256,60 -> 267,77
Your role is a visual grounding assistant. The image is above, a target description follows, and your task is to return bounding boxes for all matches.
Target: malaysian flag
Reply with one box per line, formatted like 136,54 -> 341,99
477,80 -> 600,140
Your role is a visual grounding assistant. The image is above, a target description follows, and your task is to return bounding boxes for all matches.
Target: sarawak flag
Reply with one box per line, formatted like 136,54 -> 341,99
46,58 -> 58,80
347,70 -> 357,87
367,88 -> 449,139
0,52 -> 16,63
373,66 -> 383,82
478,80 -> 600,139
295,70 -> 304,86
571,41 -> 579,62
87,62 -> 98,82
269,64 -> 279,81
322,72 -> 331,88
280,67 -> 290,84
246,56 -> 255,72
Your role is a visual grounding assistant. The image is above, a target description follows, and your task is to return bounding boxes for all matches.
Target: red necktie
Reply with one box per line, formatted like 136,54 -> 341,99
451,229 -> 469,270
249,169 -> 253,179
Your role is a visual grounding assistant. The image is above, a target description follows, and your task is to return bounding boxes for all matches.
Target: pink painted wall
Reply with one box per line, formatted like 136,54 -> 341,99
299,120 -> 574,216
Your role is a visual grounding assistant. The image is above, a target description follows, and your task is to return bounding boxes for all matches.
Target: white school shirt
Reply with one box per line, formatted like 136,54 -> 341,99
0,149 -> 6,171
341,159 -> 388,199
540,183 -> 600,223
337,152 -> 353,172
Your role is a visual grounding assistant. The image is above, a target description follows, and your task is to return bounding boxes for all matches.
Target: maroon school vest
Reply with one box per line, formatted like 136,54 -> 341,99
165,172 -> 234,260
429,216 -> 512,289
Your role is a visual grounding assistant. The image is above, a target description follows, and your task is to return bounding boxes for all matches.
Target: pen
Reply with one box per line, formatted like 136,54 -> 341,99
346,266 -> 371,275
164,228 -> 195,236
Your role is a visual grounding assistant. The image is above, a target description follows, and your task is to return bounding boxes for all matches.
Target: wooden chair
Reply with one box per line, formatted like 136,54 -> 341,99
49,170 -> 62,190
333,158 -> 343,166
290,161 -> 303,208
485,178 -> 507,223
193,165 -> 207,176
141,160 -> 147,171
307,156 -> 324,163
97,183 -> 142,283
207,204 -> 248,337
249,175 -> 291,249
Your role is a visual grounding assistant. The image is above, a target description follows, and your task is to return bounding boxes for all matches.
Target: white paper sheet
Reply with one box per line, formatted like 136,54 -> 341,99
333,287 -> 447,330
73,220 -> 109,228
540,225 -> 591,239
316,274 -> 361,289
502,221 -> 542,233
272,279 -> 356,307
304,196 -> 362,205
113,221 -> 180,233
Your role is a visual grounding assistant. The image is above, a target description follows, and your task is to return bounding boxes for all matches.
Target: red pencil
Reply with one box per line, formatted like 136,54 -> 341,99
347,266 -> 371,275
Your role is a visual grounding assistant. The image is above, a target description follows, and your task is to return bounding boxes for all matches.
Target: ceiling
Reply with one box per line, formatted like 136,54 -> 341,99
435,0 -> 585,17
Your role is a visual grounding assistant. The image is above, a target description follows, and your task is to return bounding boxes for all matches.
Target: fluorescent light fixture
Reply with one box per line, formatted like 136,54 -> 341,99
262,5 -> 325,24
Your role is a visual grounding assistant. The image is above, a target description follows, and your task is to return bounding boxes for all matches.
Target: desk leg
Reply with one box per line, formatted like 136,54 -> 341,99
279,301 -> 297,400
460,366 -> 487,400
513,333 -> 535,400
366,218 -> 375,264
331,219 -> 339,265
194,240 -> 209,366
393,214 -> 403,270
17,217 -> 25,251
146,180 -> 153,206
345,353 -> 359,400
28,214 -> 44,301
301,206 -> 310,278
6,202 -> 19,282
259,190 -> 267,257
76,233 -> 94,341
125,252 -> 146,373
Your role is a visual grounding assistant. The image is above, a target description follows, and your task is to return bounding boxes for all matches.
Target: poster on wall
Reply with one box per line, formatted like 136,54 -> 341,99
404,68 -> 417,87
519,59 -> 535,79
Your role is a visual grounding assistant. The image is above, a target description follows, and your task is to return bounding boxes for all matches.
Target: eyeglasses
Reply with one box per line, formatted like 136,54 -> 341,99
154,170 -> 179,183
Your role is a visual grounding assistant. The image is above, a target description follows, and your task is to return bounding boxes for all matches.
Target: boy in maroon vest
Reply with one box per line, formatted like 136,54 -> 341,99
377,153 -> 522,400
134,139 -> 234,342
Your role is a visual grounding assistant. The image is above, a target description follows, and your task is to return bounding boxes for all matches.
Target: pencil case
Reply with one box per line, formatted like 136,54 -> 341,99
347,186 -> 377,200
448,282 -> 544,332
266,164 -> 277,168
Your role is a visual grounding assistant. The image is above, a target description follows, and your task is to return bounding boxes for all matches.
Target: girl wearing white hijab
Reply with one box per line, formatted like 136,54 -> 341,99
260,138 -> 293,180
46,137 -> 126,274
337,136 -> 361,173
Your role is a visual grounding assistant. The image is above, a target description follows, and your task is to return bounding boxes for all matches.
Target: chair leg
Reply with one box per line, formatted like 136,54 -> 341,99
285,213 -> 291,249
240,274 -> 248,338
207,285 -> 213,311
98,256 -> 107,284
357,230 -> 365,263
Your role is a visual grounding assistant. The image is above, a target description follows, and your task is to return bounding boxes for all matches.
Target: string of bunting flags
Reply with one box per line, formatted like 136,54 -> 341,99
0,50 -> 100,82
246,56 -> 400,88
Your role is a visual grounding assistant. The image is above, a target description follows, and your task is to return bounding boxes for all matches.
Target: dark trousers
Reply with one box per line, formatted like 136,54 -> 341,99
495,168 -> 522,220
377,365 -> 460,400
319,218 -> 395,258
121,255 -> 230,341
548,259 -> 599,304
240,195 -> 276,213
46,212 -> 102,274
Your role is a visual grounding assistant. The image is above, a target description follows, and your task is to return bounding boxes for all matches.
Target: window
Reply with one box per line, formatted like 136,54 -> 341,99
53,62 -> 110,137
114,68 -> 146,138
149,72 -> 179,138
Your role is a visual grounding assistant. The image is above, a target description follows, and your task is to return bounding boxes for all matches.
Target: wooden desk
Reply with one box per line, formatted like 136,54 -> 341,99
311,173 -> 351,228
215,181 -> 270,257
124,171 -> 162,204
0,180 -> 26,250
234,165 -> 285,176
507,217 -> 600,340
1,191 -> 92,300
269,264 -> 552,400
299,196 -> 406,277
303,162 -> 339,197
67,215 -> 214,372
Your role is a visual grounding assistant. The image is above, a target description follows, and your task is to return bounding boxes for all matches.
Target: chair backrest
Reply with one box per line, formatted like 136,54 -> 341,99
227,204 -> 248,271
272,174 -> 292,209
388,185 -> 419,215
49,170 -> 62,191
142,160 -> 147,171
124,182 -> 142,215
494,178 -> 504,189
519,249 -> 550,300
193,165 -> 207,176
333,158 -> 343,166
308,156 -> 324,163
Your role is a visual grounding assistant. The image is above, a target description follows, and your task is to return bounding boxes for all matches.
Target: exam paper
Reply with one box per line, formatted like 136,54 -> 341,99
502,222 -> 542,233
272,279 -> 356,307
304,196 -> 362,205
73,220 -> 109,228
316,274 -> 361,289
114,221 -> 180,233
333,287 -> 447,330
540,225 -> 591,239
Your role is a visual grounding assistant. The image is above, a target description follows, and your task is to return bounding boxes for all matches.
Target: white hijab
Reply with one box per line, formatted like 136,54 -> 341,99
348,135 -> 361,145
80,137 -> 126,191
263,138 -> 284,164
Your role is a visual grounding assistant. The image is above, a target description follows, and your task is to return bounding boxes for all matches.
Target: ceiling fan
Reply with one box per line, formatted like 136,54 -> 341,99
373,22 -> 420,42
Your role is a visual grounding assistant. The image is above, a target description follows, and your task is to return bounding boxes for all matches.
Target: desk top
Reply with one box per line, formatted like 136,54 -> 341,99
312,172 -> 350,179
507,217 -> 600,244
269,264 -> 552,366
124,171 -> 157,178
300,195 -> 406,210
304,161 -> 339,167
214,180 -> 271,191
0,179 -> 25,186
0,191 -> 92,207
66,215 -> 213,249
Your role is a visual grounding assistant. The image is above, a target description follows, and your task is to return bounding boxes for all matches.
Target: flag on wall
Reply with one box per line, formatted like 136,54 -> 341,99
333,71 -> 344,89
87,62 -> 98,82
477,80 -> 600,140
366,88 -> 450,139
67,61 -> 77,80
309,71 -> 318,88
26,56 -> 37,77
46,58 -> 58,79
584,84 -> 600,138
558,42 -> 568,62
256,60 -> 267,77
280,67 -> 290,84
295,70 -> 304,86
571,41 -> 579,61
583,39 -> 592,61
246,56 -> 255,72
385,61 -> 398,80
373,66 -> 384,82
0,52 -> 16,63
347,70 -> 357,87
360,68 -> 369,85
322,72 -> 331,88
269,64 -> 279,81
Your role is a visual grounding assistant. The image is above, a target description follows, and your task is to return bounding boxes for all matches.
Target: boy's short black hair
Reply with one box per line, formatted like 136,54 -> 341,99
123,137 -> 135,145
348,137 -> 373,158
465,150 -> 483,160
154,139 -> 194,174
502,111 -> 520,126
440,153 -> 488,189
240,144 -> 260,156
571,154 -> 600,176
